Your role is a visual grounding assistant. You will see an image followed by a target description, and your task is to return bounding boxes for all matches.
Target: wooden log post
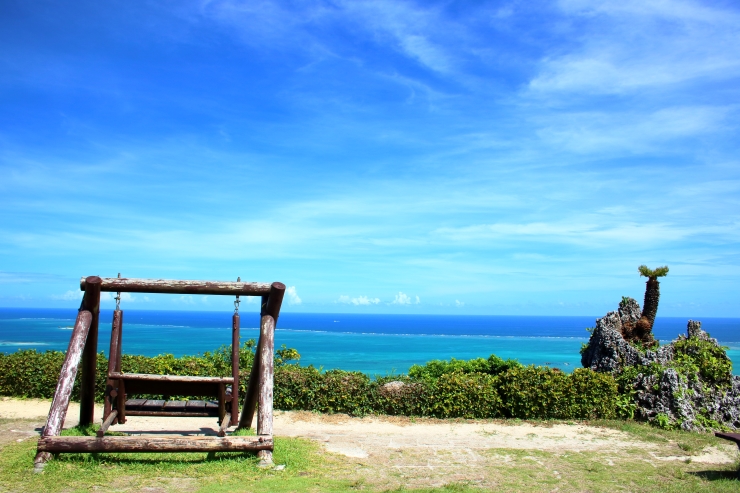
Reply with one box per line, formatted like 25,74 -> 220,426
231,312 -> 240,426
239,284 -> 284,429
218,413 -> 231,437
116,378 -> 126,424
34,310 -> 93,469
104,309 -> 123,424
79,276 -> 102,427
239,295 -> 267,429
218,382 -> 226,425
257,314 -> 275,465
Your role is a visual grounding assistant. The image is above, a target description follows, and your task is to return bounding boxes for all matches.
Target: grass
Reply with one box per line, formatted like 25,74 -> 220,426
0,419 -> 738,492
0,424 -> 353,493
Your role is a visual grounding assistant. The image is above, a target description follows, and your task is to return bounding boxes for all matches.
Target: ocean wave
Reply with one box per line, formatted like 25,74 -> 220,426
275,328 -> 589,339
0,341 -> 49,346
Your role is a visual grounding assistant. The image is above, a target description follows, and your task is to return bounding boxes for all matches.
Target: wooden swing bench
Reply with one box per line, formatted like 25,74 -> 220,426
35,276 -> 284,470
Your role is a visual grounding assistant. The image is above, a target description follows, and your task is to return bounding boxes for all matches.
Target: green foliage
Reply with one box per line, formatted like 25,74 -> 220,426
408,354 -> 521,380
638,265 -> 669,278
495,367 -> 618,420
276,345 -> 301,366
0,340 -> 296,402
0,348 -> 620,421
276,363 -> 618,420
615,393 -> 637,419
426,372 -> 501,418
654,413 -> 672,430
673,336 -> 732,385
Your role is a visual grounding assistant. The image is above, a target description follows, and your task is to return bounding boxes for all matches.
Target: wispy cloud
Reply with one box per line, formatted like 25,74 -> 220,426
391,292 -> 420,305
51,290 -> 83,301
286,286 -> 302,305
529,0 -> 740,95
338,295 -> 381,305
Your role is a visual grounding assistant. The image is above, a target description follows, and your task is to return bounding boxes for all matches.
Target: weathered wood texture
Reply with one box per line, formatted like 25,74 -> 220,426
38,436 -> 273,453
219,412 -> 231,437
104,309 -> 123,423
124,399 -> 219,416
80,277 -> 273,296
239,284 -> 284,429
257,315 -> 275,437
108,373 -> 233,398
231,313 -> 240,426
79,277 -> 101,426
126,411 -> 217,417
257,315 -> 275,463
97,410 -> 118,437
109,373 -> 234,384
117,378 -> 126,424
34,310 -> 92,465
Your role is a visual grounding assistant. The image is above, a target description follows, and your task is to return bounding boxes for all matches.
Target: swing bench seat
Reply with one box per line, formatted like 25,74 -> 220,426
108,372 -> 234,422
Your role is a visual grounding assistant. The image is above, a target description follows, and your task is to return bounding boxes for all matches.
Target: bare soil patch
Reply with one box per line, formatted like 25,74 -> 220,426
1,398 -> 737,490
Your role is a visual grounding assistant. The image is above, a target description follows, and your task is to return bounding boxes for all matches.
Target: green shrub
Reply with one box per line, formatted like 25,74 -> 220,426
495,366 -> 618,420
274,365 -> 323,411
0,348 -> 619,421
427,372 -> 501,418
408,354 -> 521,380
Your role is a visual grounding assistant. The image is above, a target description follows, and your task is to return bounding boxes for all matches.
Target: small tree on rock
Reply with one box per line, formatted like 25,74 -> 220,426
634,265 -> 669,348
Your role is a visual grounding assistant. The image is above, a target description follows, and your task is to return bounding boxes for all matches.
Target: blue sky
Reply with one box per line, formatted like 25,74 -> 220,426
1,0 -> 739,316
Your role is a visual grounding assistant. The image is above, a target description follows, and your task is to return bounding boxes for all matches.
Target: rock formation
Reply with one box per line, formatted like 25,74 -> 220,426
582,299 -> 739,431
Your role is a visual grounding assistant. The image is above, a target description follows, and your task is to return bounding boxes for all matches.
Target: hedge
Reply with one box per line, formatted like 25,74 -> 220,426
0,348 -> 620,420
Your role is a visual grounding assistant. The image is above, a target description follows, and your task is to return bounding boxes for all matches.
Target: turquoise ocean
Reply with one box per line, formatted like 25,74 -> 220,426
1,308 -> 738,376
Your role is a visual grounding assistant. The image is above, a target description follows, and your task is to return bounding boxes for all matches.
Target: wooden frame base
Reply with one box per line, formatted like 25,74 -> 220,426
38,435 -> 272,453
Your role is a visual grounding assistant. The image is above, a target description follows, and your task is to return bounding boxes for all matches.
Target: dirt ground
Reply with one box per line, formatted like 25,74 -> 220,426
2,397 -> 738,490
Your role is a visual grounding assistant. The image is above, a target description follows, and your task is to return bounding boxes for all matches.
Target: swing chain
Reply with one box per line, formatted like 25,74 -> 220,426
115,272 -> 121,311
234,276 -> 241,314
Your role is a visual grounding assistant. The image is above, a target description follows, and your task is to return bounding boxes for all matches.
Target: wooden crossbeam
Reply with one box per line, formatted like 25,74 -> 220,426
79,277 -> 277,296
38,436 -> 272,453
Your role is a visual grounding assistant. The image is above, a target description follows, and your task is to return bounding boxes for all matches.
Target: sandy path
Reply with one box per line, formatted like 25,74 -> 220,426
1,397 -> 734,467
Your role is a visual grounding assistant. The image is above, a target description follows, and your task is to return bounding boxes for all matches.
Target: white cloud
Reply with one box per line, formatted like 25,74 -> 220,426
286,286 -> 302,305
529,0 -> 740,95
455,299 -> 465,307
338,295 -> 381,305
100,292 -> 136,303
52,290 -> 83,301
432,219 -> 727,247
535,106 -> 730,154
392,292 -> 411,305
